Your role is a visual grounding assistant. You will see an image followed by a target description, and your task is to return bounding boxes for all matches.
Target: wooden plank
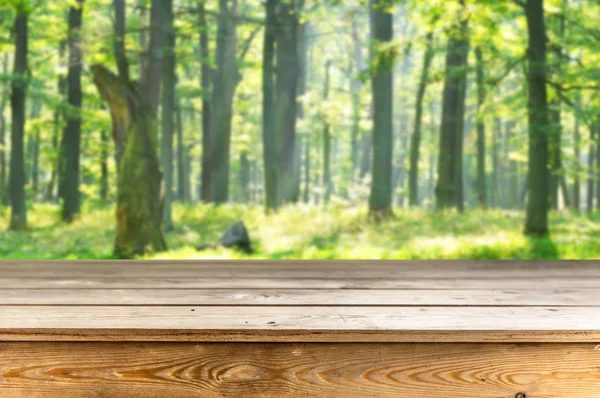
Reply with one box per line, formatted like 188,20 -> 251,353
0,288 -> 598,306
0,276 -> 598,289
0,342 -> 599,397
1,306 -> 599,342
3,260 -> 600,278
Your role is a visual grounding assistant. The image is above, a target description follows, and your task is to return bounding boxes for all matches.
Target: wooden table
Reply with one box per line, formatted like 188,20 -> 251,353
0,260 -> 599,397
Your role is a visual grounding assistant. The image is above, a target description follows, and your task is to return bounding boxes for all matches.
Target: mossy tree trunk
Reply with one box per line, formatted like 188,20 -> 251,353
435,1 -> 469,212
9,10 -> 29,230
368,0 -> 394,218
408,30 -> 434,207
91,65 -> 166,259
524,0 -> 550,236
60,0 -> 84,223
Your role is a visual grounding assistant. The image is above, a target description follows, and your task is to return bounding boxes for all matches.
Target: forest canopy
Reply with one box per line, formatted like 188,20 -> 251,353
0,0 -> 599,259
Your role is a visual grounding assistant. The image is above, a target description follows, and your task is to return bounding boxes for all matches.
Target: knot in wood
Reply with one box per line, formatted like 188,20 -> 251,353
515,393 -> 527,398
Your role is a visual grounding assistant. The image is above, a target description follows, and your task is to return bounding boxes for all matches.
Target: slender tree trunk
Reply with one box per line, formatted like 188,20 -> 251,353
435,3 -> 469,211
142,0 -> 162,117
524,0 -> 550,235
322,60 -> 332,204
408,31 -> 434,207
262,0 -> 278,211
596,127 -> 600,211
491,118 -> 500,208
160,0 -> 175,230
394,34 -> 412,208
274,0 -> 301,205
9,11 -> 29,230
548,104 -> 561,209
46,41 -> 67,202
59,0 -> 84,223
199,1 -> 212,202
573,99 -> 581,210
176,95 -> 185,202
100,128 -> 109,201
209,0 -> 239,204
474,46 -> 486,208
587,127 -> 595,213
368,0 -> 394,217
547,6 -> 565,210
0,54 -> 9,206
506,121 -> 519,208
293,20 -> 308,203
30,103 -> 41,199
239,151 -> 250,202
303,136 -> 310,204
113,0 -> 129,82
350,19 -> 363,177
91,65 -> 166,258
138,0 -> 148,74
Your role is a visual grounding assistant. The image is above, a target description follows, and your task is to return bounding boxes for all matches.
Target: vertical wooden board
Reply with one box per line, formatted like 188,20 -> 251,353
0,342 -> 599,397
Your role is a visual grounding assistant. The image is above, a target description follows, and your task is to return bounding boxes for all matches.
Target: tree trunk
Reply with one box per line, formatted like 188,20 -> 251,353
141,0 -> 162,117
435,3 -> 469,211
490,117 -> 500,207
30,103 -> 41,199
524,0 -> 550,236
176,95 -> 185,202
138,0 -> 148,74
322,60 -> 332,204
45,41 -> 67,202
350,18 -> 363,178
59,0 -> 84,223
113,0 -> 129,82
239,151 -> 250,202
506,121 -> 519,208
408,31 -> 434,207
100,128 -> 109,201
474,46 -> 486,208
209,0 -> 239,204
547,7 -> 565,210
573,98 -> 581,210
274,0 -> 301,205
0,54 -> 9,206
262,0 -> 278,211
368,0 -> 394,217
548,104 -> 561,209
91,65 -> 166,258
303,136 -> 310,204
160,0 -> 175,230
587,127 -> 595,213
293,20 -> 309,203
9,11 -> 29,230
596,127 -> 600,211
199,1 -> 212,202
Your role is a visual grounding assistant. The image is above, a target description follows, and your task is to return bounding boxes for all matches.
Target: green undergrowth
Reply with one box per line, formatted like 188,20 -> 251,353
0,203 -> 599,259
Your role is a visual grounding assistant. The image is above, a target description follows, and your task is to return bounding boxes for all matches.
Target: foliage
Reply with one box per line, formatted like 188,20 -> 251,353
0,203 -> 599,260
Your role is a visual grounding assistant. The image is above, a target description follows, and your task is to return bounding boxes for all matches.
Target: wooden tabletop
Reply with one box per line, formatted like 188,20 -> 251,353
1,260 -> 599,342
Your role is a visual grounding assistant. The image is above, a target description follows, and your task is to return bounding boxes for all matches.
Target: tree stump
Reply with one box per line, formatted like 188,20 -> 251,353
90,65 -> 166,258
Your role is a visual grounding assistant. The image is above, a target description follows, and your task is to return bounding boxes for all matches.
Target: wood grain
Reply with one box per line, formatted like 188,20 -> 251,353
1,342 -> 599,397
2,276 -> 600,289
1,306 -> 600,342
2,259 -> 600,278
1,288 -> 597,306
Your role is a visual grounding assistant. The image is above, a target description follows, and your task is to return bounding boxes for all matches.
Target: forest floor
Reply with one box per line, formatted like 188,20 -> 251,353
0,203 -> 599,260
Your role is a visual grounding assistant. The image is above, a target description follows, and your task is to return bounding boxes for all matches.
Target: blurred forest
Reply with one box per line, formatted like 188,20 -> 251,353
0,0 -> 599,259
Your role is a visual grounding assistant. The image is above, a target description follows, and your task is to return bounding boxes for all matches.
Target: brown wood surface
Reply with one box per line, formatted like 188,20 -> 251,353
1,260 -> 599,396
2,276 -> 600,289
1,342 -> 599,398
1,288 -> 596,306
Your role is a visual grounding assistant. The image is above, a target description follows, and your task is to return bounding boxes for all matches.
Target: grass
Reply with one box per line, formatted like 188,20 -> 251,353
0,202 -> 599,259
